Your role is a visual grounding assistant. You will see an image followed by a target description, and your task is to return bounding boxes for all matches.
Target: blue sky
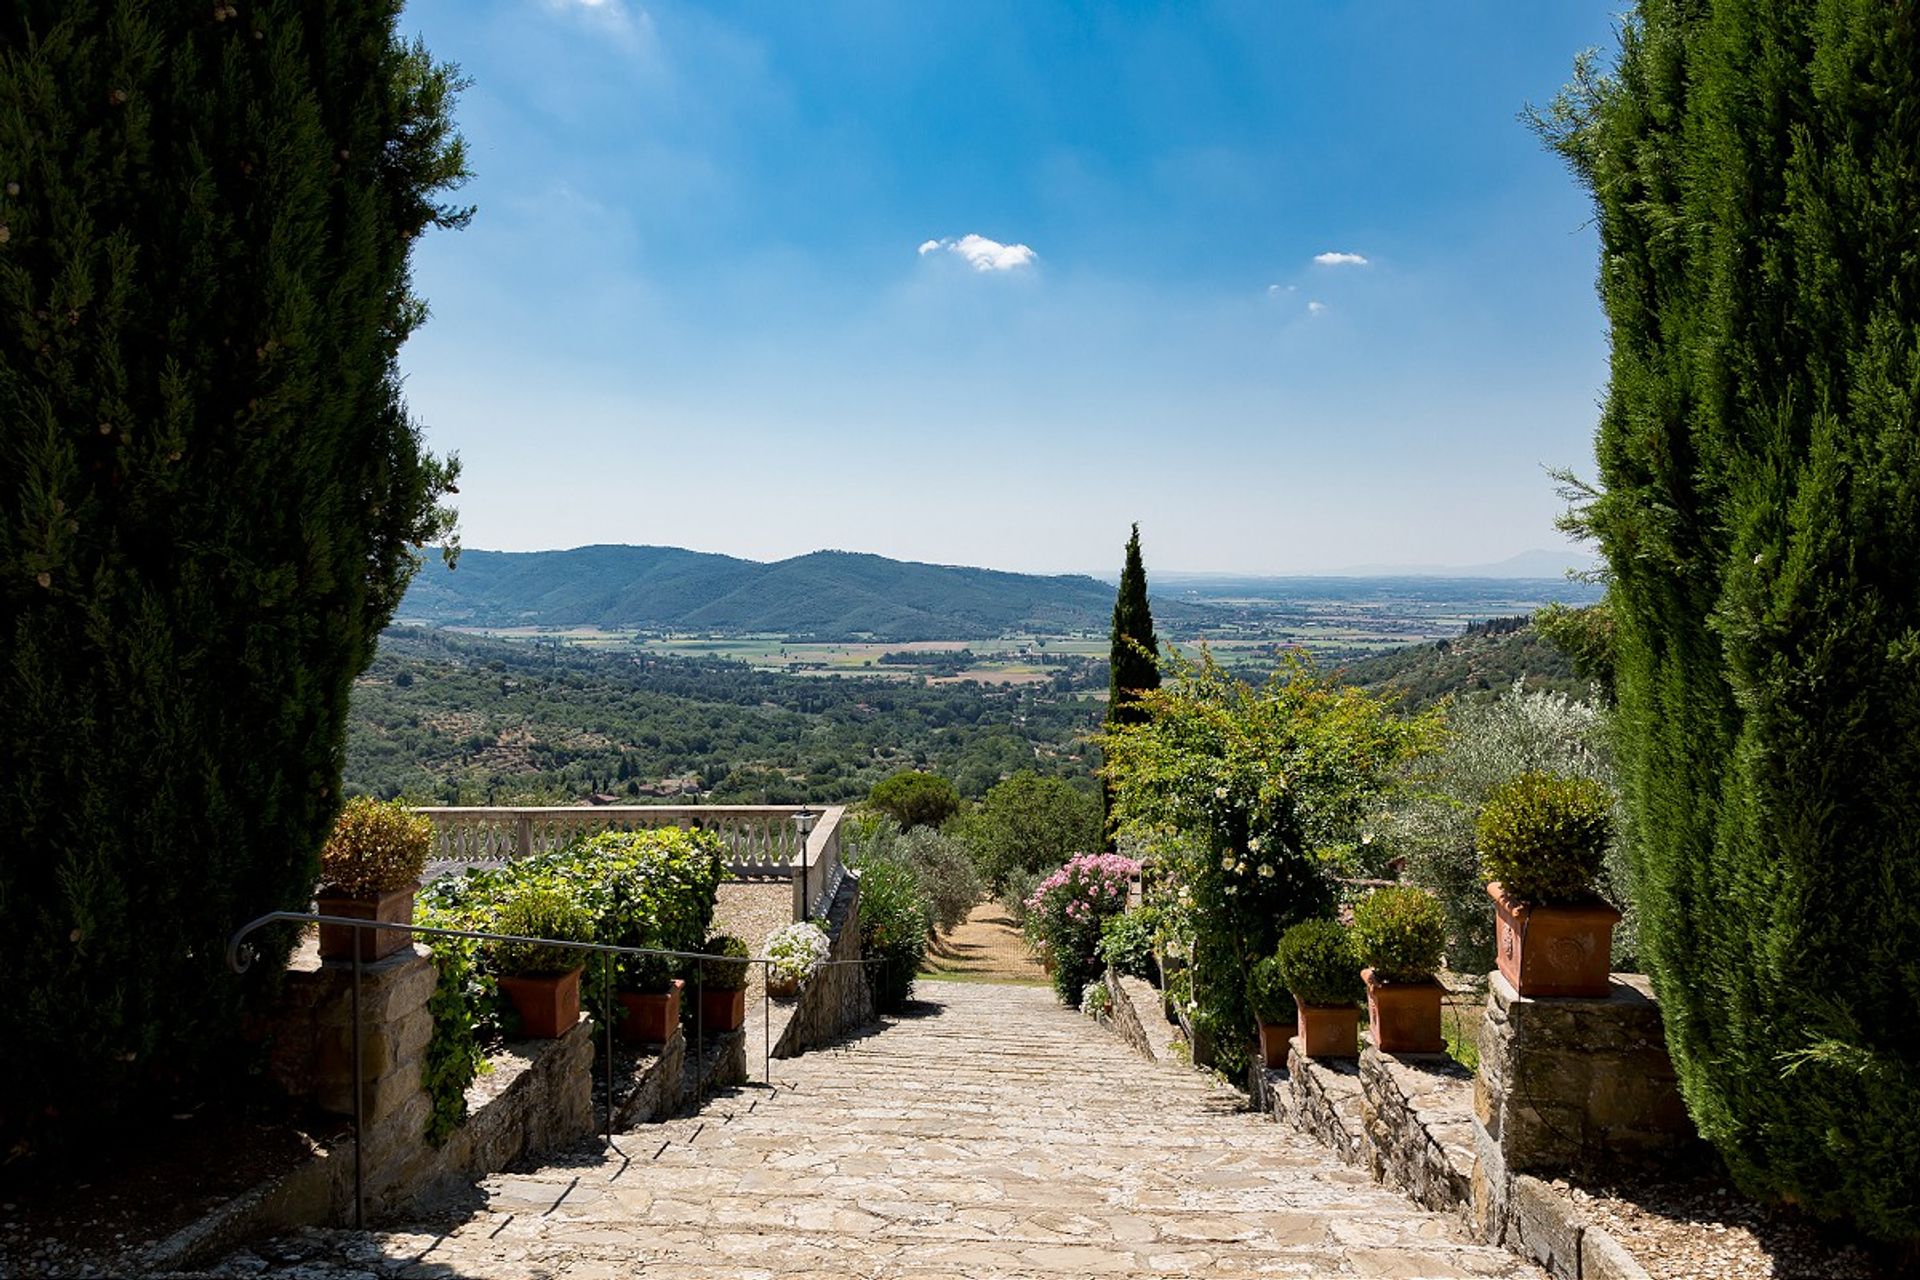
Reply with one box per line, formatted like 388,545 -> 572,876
397,0 -> 1618,575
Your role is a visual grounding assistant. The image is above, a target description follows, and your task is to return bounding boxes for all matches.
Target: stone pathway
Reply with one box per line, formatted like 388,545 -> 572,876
209,981 -> 1538,1279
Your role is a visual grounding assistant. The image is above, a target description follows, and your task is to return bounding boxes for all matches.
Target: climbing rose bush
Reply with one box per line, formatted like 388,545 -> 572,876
1025,853 -> 1140,1006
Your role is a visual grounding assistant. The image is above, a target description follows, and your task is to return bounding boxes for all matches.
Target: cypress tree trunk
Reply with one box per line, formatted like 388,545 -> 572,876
1103,523 -> 1160,842
0,3 -> 467,1152
1549,0 -> 1920,1244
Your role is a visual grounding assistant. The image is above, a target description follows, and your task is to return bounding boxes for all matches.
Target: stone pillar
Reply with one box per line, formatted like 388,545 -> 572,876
1470,971 -> 1696,1242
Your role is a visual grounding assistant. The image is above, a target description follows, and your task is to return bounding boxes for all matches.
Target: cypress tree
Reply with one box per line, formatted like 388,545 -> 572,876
1544,1 -> 1920,1243
1107,523 -> 1160,727
0,4 -> 468,1151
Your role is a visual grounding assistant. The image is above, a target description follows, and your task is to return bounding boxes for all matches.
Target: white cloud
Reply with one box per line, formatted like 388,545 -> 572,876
1266,283 -> 1297,296
919,234 -> 1037,272
1308,300 -> 1329,315
1312,251 -> 1370,267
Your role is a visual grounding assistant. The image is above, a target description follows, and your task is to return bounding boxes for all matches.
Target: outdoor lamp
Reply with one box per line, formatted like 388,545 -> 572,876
793,806 -> 818,921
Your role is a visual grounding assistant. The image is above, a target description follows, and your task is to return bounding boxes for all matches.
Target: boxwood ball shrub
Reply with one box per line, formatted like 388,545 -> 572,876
1246,955 -> 1292,1026
319,797 -> 434,896
488,888 -> 594,978
1272,918 -> 1365,1007
1351,886 -> 1446,983
698,935 -> 750,991
1476,773 -> 1612,903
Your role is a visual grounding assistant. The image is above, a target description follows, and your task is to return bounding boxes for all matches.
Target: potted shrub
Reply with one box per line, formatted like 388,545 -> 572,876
489,888 -> 594,1039
1478,772 -> 1619,998
614,952 -> 685,1045
1246,955 -> 1295,1068
315,797 -> 433,962
1272,918 -> 1365,1060
695,935 -> 750,1034
764,922 -> 829,998
1351,885 -> 1448,1054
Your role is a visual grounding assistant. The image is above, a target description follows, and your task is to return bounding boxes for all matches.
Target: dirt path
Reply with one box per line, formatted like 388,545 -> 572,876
920,901 -> 1051,986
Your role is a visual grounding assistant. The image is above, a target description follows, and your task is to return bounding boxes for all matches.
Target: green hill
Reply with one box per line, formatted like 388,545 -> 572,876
1332,617 -> 1584,710
399,545 -> 1217,640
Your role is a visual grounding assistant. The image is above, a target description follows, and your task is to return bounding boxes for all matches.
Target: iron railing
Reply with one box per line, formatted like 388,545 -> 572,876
225,910 -> 875,1229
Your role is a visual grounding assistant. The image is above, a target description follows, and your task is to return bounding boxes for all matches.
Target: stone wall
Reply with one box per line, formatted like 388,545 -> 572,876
1254,1042 -> 1367,1168
1099,964 -> 1155,1061
1360,1047 -> 1476,1219
774,874 -> 874,1058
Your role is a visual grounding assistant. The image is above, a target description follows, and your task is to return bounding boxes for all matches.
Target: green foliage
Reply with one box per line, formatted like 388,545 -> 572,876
1545,2 -> 1920,1241
1350,887 -> 1446,984
1335,619 -> 1581,712
1245,956 -> 1293,1025
956,771 -> 1104,893
1097,905 -> 1161,982
847,815 -> 981,935
1107,523 -> 1161,729
856,857 -> 929,1012
319,798 -> 433,896
488,888 -> 594,978
420,933 -> 486,1146
1476,773 -> 1612,904
1272,919 -> 1364,1008
697,935 -> 750,992
0,3 -> 466,1148
1106,650 -> 1439,1073
1533,602 -> 1616,703
867,770 -> 962,830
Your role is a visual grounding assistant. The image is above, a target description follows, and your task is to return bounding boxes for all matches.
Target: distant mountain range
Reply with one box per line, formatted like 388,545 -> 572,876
1328,549 -> 1600,579
398,545 -> 1219,640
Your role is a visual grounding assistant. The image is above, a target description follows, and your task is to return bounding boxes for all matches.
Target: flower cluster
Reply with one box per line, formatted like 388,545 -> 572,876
763,921 -> 831,986
1025,853 -> 1140,1005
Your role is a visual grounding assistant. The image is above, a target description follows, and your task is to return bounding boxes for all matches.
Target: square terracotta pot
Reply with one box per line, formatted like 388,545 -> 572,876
616,978 -> 685,1044
498,967 -> 583,1039
698,986 -> 747,1034
1362,968 -> 1445,1055
1295,1000 -> 1360,1059
1489,882 -> 1621,998
315,883 -> 417,963
1255,1021 -> 1293,1068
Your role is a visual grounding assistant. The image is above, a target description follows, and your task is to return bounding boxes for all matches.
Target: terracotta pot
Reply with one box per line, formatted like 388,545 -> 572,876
1489,882 -> 1621,998
1295,1000 -> 1360,1059
767,972 -> 801,999
1255,1021 -> 1293,1068
498,967 -> 583,1039
698,985 -> 747,1034
1362,968 -> 1445,1055
315,883 -> 417,963
616,979 -> 685,1044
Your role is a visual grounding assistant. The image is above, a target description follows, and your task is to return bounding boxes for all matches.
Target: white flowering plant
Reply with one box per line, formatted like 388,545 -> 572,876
763,922 -> 830,987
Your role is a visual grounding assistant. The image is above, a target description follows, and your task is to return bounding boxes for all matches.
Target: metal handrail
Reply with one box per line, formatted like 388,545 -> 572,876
226,910 -> 874,1230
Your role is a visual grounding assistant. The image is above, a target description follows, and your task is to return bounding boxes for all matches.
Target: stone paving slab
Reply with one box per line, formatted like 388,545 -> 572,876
197,981 -> 1540,1279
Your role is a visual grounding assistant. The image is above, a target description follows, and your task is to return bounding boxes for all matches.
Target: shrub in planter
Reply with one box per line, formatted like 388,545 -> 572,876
489,888 -> 594,1039
316,797 -> 433,962
1351,886 -> 1447,1055
1477,772 -> 1620,997
1024,853 -> 1140,1007
695,935 -> 750,1033
1272,918 -> 1363,1060
1246,955 -> 1295,1067
764,922 -> 829,998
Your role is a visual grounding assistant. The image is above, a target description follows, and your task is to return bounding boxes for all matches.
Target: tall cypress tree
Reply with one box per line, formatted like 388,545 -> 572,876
1544,1 -> 1920,1244
1107,523 -> 1160,727
0,4 -> 467,1150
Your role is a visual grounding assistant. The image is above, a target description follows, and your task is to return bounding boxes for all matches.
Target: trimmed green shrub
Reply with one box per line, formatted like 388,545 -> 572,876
489,889 -> 594,978
857,857 -> 929,1012
1246,956 -> 1292,1025
1272,919 -> 1364,1007
0,4 -> 467,1152
319,798 -> 434,896
697,936 -> 750,992
1098,905 -> 1161,982
867,771 -> 961,830
1476,773 -> 1612,904
1542,2 -> 1920,1242
1351,887 -> 1446,983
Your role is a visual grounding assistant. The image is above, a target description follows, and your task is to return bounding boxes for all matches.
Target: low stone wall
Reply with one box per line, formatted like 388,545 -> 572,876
1360,1047 -> 1476,1220
773,874 -> 873,1058
1254,1042 -> 1367,1169
1099,965 -> 1156,1061
612,1027 -> 749,1128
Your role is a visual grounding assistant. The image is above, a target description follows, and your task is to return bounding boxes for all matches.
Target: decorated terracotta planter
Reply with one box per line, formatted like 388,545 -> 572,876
1489,882 -> 1621,998
699,985 -> 747,1033
498,967 -> 583,1039
1362,968 -> 1445,1055
315,883 -> 417,963
616,978 -> 685,1044
1255,1021 -> 1293,1068
1295,1000 -> 1361,1059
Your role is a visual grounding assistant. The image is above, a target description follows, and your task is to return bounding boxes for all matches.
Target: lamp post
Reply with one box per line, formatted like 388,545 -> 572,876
793,805 -> 818,922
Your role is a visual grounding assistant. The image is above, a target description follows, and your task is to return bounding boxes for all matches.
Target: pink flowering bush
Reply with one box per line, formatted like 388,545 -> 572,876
1025,853 -> 1140,1005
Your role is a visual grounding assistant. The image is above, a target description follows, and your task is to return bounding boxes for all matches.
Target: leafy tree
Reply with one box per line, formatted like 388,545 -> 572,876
1533,602 -> 1615,703
866,770 -> 961,830
1541,2 -> 1920,1244
956,771 -> 1102,893
0,4 -> 467,1150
